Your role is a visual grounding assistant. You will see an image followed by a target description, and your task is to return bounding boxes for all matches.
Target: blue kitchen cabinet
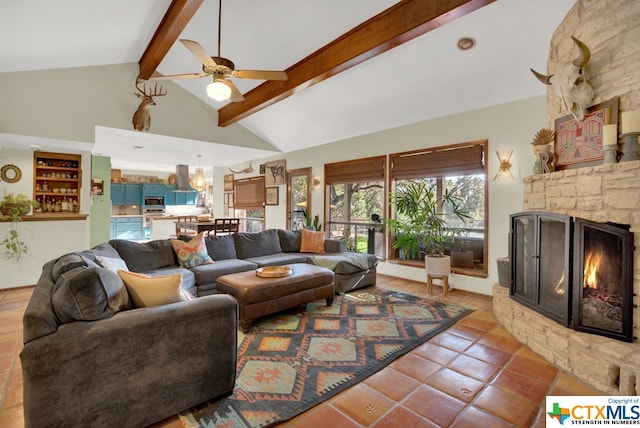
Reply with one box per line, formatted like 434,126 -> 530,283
174,190 -> 197,205
142,183 -> 167,198
124,184 -> 142,205
164,185 -> 176,205
110,217 -> 145,240
163,186 -> 196,205
111,183 -> 142,206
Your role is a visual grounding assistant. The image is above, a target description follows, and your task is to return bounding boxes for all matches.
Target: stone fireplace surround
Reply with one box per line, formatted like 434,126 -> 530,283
493,160 -> 640,395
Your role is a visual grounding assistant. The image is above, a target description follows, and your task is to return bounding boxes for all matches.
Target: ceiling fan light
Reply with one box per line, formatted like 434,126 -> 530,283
207,80 -> 231,101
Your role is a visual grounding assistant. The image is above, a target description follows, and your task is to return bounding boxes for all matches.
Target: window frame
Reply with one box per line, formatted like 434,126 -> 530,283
388,140 -> 489,277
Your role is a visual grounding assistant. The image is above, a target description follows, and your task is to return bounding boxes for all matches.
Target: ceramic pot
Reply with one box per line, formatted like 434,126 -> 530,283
425,255 -> 451,277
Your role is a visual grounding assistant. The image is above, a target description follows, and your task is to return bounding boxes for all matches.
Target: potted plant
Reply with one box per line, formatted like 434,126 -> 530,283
1,193 -> 39,261
386,181 -> 470,276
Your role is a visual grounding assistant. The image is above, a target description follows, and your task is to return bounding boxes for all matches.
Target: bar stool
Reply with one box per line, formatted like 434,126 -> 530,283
426,274 -> 449,297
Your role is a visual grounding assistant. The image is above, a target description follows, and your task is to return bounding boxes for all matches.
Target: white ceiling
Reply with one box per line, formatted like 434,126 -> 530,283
0,0 -> 576,173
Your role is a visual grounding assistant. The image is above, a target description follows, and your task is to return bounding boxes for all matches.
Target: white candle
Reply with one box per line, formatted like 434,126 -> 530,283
603,124 -> 618,145
621,110 -> 640,134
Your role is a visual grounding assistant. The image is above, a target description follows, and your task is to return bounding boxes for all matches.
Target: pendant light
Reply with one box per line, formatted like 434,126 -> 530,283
190,155 -> 207,192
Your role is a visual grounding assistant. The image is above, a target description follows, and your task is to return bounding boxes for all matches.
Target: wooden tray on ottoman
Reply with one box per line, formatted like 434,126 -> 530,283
256,266 -> 292,278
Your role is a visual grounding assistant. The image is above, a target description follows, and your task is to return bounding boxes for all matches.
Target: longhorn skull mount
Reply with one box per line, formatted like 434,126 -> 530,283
531,36 -> 594,122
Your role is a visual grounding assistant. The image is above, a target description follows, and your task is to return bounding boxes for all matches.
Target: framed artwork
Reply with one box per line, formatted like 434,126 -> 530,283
223,174 -> 234,191
264,159 -> 286,186
265,187 -> 279,205
554,97 -> 619,169
91,179 -> 104,196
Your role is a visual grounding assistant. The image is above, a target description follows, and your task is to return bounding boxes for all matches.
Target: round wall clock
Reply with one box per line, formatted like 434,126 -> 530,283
0,164 -> 22,183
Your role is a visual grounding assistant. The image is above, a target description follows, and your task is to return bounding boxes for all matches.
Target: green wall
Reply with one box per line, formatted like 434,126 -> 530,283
90,156 -> 111,247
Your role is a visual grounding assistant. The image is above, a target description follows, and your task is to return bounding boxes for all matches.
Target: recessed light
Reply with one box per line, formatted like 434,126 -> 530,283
28,144 -> 42,150
133,145 -> 144,150
457,37 -> 475,51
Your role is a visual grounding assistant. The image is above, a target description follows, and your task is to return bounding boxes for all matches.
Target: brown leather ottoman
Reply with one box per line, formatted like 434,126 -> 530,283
216,263 -> 335,332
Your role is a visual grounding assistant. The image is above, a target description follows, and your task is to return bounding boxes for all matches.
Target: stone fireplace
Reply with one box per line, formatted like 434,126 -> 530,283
493,161 -> 640,395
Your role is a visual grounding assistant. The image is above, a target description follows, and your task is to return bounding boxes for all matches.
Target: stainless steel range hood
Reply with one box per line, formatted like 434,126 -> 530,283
174,164 -> 191,191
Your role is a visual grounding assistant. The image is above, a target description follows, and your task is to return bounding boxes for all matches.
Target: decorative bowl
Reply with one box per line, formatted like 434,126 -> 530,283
52,188 -> 59,193
256,266 -> 292,278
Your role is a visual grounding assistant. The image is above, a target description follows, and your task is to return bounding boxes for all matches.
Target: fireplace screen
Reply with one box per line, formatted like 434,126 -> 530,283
510,212 -> 634,342
573,219 -> 633,342
510,212 -> 572,326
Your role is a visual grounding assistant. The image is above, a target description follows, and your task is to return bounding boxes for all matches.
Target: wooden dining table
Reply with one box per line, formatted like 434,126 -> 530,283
175,218 -> 239,236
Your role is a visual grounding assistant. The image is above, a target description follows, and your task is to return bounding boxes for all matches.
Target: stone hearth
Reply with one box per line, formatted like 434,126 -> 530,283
493,161 -> 640,395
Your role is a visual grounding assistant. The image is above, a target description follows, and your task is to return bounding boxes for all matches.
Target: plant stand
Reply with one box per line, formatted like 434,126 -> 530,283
426,274 -> 449,297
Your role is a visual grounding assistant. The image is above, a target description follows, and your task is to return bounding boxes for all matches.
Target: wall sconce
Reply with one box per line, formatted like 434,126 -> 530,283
493,150 -> 515,182
312,176 -> 322,189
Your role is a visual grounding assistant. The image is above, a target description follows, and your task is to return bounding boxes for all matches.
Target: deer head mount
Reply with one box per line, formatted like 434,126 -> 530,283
132,78 -> 166,132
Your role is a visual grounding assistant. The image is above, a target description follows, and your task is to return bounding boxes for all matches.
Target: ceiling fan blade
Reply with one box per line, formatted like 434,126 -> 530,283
226,80 -> 245,102
180,39 -> 218,67
233,70 -> 288,81
148,72 -> 208,80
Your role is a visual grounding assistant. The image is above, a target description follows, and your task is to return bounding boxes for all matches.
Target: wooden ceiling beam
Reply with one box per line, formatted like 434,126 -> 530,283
138,0 -> 204,80
218,0 -> 495,127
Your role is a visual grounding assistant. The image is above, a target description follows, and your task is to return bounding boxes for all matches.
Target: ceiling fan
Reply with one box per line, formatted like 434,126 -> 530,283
151,0 -> 287,102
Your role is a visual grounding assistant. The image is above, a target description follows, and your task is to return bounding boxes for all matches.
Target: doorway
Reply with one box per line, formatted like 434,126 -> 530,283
287,168 -> 311,230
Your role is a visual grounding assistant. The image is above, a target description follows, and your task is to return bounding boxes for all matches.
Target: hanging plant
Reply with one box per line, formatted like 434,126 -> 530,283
1,193 -> 39,262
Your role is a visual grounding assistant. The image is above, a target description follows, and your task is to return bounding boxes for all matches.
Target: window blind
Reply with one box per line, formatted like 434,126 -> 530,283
325,156 -> 385,184
234,176 -> 265,209
391,141 -> 486,180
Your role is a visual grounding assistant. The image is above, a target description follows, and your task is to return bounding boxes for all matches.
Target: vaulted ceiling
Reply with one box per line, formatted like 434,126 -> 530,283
0,0 -> 576,172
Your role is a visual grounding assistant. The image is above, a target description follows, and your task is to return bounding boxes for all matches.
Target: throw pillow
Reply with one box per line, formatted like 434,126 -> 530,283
118,270 -> 189,308
109,239 -> 176,272
300,229 -> 326,253
170,232 -> 214,268
52,267 -> 132,323
96,255 -> 129,272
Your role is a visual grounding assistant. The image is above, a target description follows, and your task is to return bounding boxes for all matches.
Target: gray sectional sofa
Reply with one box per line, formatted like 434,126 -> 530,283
21,243 -> 238,428
110,228 -> 378,296
20,228 -> 377,428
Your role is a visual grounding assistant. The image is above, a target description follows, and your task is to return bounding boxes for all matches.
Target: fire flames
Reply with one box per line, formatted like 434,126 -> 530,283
583,250 -> 602,289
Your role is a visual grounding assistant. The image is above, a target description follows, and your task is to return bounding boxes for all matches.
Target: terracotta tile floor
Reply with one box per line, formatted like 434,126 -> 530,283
0,274 -> 604,428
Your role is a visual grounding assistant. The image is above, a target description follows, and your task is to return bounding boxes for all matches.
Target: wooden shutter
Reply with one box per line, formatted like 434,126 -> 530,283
234,176 -> 265,209
391,140 -> 486,180
325,156 -> 385,184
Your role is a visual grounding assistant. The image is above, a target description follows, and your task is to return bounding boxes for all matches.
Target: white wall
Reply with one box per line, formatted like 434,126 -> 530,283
0,148 -> 92,288
226,96 -> 546,295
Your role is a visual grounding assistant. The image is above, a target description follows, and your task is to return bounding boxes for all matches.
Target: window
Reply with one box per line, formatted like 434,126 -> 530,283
390,141 -> 488,276
325,156 -> 385,256
234,177 -> 265,232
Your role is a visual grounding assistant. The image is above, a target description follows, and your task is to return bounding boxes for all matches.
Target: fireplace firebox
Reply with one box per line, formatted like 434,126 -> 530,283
510,211 -> 634,342
573,219 -> 634,342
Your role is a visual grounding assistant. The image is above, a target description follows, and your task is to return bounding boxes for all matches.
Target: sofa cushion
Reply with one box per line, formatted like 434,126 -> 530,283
234,229 -> 282,259
110,239 -> 176,272
171,232 -> 214,268
52,266 -> 132,323
96,255 -> 129,272
278,229 -> 301,253
189,258 -> 258,287
300,229 -> 326,253
244,253 -> 309,267
51,253 -> 89,283
333,254 -> 379,274
142,266 -> 197,298
204,234 -> 237,260
78,242 -> 122,265
118,270 -> 189,308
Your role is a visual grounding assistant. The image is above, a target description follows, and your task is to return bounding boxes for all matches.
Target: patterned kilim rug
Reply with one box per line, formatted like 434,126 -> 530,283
179,286 -> 473,428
